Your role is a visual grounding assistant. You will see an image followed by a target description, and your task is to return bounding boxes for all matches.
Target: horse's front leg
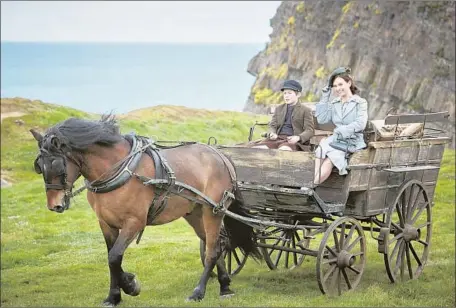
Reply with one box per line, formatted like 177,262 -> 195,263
100,220 -> 142,307
99,220 -> 122,306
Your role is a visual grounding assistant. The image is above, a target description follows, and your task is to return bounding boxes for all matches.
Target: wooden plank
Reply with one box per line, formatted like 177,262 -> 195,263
237,182 -> 313,195
390,146 -> 420,165
219,147 -> 314,187
422,168 -> 440,183
368,137 -> 450,148
314,171 -> 350,204
384,111 -> 449,125
238,189 -> 321,215
384,165 -> 440,173
428,144 -> 446,161
348,148 -> 371,165
345,191 -> 368,216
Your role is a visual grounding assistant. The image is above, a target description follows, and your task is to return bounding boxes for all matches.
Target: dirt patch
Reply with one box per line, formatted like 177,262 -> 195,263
1,112 -> 27,123
1,178 -> 11,188
1,112 -> 28,187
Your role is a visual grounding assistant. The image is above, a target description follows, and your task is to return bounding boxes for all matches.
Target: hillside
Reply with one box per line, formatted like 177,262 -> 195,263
0,97 -> 454,307
244,1 -> 455,146
0,97 -> 269,184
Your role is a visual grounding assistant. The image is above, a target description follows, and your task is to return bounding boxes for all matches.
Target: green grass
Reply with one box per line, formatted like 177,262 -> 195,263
1,98 -> 454,307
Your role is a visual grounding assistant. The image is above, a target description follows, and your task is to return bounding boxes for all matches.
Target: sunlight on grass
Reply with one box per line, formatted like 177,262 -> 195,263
1,98 -> 454,307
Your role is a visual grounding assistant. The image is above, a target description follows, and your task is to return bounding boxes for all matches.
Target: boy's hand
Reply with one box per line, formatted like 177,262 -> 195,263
269,133 -> 278,140
287,135 -> 300,144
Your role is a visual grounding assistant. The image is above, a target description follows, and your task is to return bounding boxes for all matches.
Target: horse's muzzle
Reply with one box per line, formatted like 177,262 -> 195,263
50,205 -> 65,213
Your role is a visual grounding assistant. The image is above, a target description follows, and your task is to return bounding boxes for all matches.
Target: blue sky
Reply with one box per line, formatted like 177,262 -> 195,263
1,1 -> 281,43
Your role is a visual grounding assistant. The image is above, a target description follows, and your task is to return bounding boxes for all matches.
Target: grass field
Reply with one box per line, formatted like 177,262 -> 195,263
1,98 -> 454,307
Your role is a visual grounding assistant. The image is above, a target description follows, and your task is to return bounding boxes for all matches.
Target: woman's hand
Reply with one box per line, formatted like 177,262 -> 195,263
325,67 -> 350,90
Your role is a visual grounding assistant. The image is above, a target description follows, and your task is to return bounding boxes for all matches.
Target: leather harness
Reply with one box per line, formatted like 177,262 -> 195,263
81,133 -> 236,244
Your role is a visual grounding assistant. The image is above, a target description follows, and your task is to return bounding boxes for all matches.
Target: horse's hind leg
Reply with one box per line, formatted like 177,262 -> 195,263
185,206 -> 224,301
188,207 -> 225,301
99,219 -> 142,306
216,246 -> 234,297
199,238 -> 234,297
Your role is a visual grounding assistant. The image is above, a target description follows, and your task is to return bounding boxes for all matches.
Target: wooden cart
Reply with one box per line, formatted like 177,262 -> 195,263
201,111 -> 451,295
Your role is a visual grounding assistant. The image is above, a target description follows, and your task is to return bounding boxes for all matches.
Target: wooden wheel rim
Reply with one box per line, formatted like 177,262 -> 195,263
259,227 -> 310,270
384,180 -> 431,283
316,217 -> 366,296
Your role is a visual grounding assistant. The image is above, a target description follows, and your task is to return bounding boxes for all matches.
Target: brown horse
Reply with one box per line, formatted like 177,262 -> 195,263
30,114 -> 260,306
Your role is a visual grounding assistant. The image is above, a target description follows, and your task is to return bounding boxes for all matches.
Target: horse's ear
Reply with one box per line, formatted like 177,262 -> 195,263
30,129 -> 43,143
51,136 -> 61,149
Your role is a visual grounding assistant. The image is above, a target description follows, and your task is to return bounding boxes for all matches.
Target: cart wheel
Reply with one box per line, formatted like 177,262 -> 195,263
199,239 -> 248,277
316,217 -> 366,296
383,180 -> 431,283
259,227 -> 310,270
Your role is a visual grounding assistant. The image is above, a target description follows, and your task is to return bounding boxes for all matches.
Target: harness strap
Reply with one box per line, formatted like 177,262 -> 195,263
85,134 -> 146,193
136,137 -> 178,244
204,144 -> 237,185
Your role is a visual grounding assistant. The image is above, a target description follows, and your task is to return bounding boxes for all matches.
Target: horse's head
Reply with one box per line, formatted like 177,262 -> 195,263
30,128 -> 82,213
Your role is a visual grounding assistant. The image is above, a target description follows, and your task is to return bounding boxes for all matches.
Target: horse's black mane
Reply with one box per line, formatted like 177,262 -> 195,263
43,113 -> 123,152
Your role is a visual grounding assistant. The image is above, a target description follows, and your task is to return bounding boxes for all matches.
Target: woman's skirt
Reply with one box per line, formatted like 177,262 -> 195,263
314,136 -> 349,175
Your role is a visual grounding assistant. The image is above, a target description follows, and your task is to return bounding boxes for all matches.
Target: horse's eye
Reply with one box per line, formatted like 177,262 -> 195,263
34,157 -> 42,174
51,158 -> 65,174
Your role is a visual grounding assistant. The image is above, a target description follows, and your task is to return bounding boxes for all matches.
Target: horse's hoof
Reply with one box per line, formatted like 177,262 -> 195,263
220,289 -> 235,298
102,297 -> 121,307
185,291 -> 204,302
121,273 -> 141,296
185,296 -> 202,302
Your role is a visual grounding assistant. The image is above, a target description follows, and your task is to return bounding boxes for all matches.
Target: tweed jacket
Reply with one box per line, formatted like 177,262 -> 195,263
268,102 -> 315,144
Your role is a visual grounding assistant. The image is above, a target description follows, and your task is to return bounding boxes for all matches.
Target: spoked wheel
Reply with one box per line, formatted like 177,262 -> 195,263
383,180 -> 431,283
199,238 -> 248,277
259,227 -> 310,270
316,217 -> 366,296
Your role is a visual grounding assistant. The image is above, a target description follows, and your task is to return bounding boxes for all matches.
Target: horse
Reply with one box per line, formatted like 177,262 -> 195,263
30,114 -> 261,306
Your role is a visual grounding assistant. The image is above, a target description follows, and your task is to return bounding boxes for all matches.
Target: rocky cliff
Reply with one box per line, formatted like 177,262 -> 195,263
244,1 -> 455,145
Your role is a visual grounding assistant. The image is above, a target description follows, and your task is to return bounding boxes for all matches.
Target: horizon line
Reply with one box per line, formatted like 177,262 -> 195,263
1,40 -> 270,44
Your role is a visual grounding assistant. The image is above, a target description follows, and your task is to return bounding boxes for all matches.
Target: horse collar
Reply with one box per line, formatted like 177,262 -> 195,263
85,134 -> 144,193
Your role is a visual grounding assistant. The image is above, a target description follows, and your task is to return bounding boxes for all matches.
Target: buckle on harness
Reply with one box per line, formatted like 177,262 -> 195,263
213,190 -> 235,214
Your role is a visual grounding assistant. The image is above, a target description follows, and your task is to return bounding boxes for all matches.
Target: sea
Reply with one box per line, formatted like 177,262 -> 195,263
0,42 -> 265,114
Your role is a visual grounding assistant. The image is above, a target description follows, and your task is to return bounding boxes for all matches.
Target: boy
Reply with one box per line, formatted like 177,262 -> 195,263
254,80 -> 314,151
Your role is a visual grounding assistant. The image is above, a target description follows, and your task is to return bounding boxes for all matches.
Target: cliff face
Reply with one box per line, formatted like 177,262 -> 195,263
244,1 -> 455,145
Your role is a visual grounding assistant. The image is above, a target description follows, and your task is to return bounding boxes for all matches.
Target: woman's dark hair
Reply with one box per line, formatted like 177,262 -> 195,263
331,73 -> 359,94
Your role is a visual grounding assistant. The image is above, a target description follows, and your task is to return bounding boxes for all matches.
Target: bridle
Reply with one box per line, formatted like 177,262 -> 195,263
34,146 -> 81,207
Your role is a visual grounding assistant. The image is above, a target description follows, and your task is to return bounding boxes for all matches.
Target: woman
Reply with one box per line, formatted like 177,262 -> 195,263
314,67 -> 368,185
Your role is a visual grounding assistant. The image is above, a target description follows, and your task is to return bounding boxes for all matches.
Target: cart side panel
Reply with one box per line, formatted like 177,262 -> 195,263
238,189 -> 321,216
347,149 -> 372,191
428,143 -> 446,161
345,139 -> 448,217
314,172 -> 349,204
219,147 -> 314,187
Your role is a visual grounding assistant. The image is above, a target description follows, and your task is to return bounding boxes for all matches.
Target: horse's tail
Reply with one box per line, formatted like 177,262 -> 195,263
221,153 -> 262,261
223,188 -> 262,261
